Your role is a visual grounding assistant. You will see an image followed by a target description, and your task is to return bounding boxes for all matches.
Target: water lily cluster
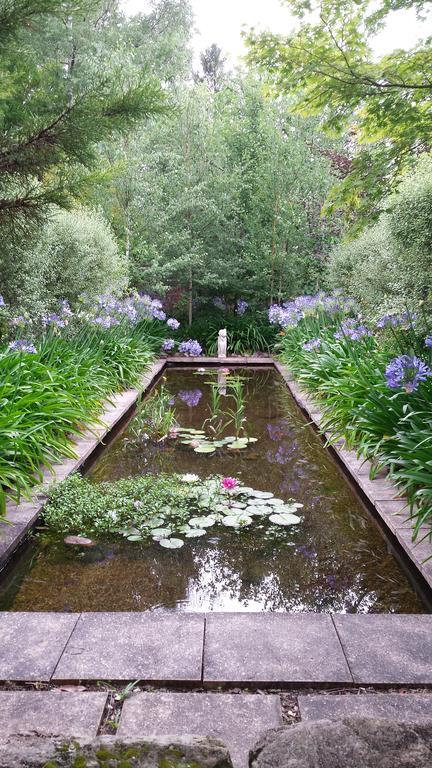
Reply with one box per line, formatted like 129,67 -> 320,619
44,472 -> 304,550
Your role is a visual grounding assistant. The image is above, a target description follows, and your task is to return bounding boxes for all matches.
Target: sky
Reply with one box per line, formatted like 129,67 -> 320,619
123,0 -> 429,66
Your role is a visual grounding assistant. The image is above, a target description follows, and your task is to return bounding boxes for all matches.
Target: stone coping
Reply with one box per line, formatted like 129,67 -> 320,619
1,612 -> 432,686
1,354 -> 431,596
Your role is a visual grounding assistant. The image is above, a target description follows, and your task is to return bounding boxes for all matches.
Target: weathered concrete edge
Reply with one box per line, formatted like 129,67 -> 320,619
273,361 -> 432,591
0,360 -> 166,571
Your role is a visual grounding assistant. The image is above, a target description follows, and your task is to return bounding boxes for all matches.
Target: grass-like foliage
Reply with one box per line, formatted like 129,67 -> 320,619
271,293 -> 432,538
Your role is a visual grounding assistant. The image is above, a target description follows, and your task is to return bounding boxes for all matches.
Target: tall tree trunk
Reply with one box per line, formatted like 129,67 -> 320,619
269,196 -> 279,306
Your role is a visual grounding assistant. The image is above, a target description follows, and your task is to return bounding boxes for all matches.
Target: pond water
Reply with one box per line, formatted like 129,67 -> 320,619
0,367 -> 427,613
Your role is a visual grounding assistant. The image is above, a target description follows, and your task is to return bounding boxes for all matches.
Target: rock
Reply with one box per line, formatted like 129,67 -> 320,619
249,718 -> 432,768
64,535 -> 96,547
0,735 -> 233,768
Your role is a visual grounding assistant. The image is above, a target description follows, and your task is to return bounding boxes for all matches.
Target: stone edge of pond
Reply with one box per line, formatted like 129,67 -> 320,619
0,359 -> 167,572
272,361 -> 432,593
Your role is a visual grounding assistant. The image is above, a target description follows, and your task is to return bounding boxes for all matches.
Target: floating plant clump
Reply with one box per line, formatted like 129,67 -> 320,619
117,475 -> 303,549
176,427 -> 258,454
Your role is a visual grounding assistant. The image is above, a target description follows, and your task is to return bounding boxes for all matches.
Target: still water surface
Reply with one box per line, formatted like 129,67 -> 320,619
0,367 -> 426,613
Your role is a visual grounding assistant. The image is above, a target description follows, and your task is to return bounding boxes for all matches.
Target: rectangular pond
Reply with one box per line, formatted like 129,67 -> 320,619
0,366 -> 427,613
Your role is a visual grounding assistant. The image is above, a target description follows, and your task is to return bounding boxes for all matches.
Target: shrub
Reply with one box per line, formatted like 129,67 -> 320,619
3,206 -> 127,312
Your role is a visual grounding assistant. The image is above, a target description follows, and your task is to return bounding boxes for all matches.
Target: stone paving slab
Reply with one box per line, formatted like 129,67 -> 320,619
203,614 -> 352,684
118,692 -> 282,768
0,691 -> 108,737
53,613 -> 205,682
0,613 -> 79,681
334,615 -> 432,684
298,693 -> 432,723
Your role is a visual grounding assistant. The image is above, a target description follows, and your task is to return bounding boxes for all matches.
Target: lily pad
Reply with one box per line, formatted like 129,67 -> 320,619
247,490 -> 274,499
245,505 -> 271,516
127,535 -> 142,542
222,514 -> 253,528
266,499 -> 285,506
151,528 -> 172,539
189,516 -> 216,528
185,528 -> 207,538
227,440 -> 248,450
159,538 -> 184,549
194,444 -> 216,454
269,512 -> 301,526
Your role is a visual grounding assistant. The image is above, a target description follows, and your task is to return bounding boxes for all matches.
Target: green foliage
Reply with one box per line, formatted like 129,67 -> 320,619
0,0 -> 170,237
247,0 -> 432,226
184,310 -> 278,355
327,158 -> 432,313
277,304 -> 432,534
43,472 -> 302,545
0,323 -> 154,507
2,206 -> 127,310
131,385 -> 177,441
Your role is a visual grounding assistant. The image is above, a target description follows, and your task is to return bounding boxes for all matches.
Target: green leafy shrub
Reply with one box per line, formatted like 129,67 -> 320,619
185,310 -> 277,355
3,206 -> 127,312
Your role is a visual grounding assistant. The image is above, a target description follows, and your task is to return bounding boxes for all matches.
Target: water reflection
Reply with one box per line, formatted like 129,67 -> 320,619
0,368 -> 426,613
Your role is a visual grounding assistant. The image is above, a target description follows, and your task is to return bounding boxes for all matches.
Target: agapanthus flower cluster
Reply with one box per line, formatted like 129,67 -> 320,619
81,293 -> 172,329
269,292 -> 356,328
10,315 -> 30,327
162,338 -> 176,352
376,311 -> 417,330
213,297 -> 226,311
334,319 -> 372,342
178,389 -> 202,407
303,338 -> 321,352
0,295 -> 5,308
8,339 -> 37,354
236,299 -> 248,316
385,355 -> 431,393
425,335 -> 432,349
167,318 -> 180,330
42,313 -> 67,329
178,339 -> 202,357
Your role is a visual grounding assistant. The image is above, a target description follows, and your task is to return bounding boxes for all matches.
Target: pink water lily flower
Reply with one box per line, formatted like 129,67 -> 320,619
222,477 -> 238,491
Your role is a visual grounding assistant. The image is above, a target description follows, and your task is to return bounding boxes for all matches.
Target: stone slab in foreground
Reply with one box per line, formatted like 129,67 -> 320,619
249,718 -> 432,768
53,612 -> 205,682
299,693 -> 432,724
118,692 -> 282,768
0,691 -> 108,738
333,614 -> 432,684
0,613 -> 79,681
0,735 -> 232,768
203,613 -> 352,684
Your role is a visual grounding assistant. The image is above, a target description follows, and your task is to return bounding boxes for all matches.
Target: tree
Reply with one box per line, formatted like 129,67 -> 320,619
247,0 -> 432,228
0,0 -> 169,237
193,44 -> 227,92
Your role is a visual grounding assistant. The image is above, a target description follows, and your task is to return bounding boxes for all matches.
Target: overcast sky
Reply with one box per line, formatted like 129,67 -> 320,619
123,0 -> 429,66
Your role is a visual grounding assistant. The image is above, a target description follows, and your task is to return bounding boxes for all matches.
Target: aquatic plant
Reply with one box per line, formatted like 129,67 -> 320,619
43,473 -> 303,549
131,384 -> 177,441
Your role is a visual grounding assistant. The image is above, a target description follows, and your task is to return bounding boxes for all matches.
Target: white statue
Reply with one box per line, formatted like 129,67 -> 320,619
218,328 -> 227,358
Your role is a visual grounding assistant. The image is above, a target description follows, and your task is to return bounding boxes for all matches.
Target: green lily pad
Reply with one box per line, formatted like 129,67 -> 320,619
151,528 -> 172,538
247,490 -> 274,499
269,513 -> 301,526
222,514 -> 253,528
227,440 -> 248,450
159,538 -> 184,549
189,516 -> 216,528
266,499 -> 285,506
194,444 -> 216,454
245,505 -> 270,516
127,534 -> 142,541
185,528 -> 207,538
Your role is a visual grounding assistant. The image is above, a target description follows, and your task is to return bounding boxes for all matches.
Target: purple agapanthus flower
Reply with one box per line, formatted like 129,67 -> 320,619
162,338 -> 175,352
152,308 -> 166,322
178,339 -> 202,357
42,313 -> 66,329
303,338 -> 321,352
213,297 -> 226,311
8,339 -> 37,354
334,319 -> 371,341
0,295 -> 5,307
377,311 -> 417,330
236,299 -> 248,316
385,355 -> 431,393
178,389 -> 202,407
167,318 -> 180,330
425,335 -> 432,349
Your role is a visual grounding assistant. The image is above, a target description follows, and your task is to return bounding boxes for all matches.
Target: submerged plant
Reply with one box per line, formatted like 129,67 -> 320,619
131,384 -> 177,441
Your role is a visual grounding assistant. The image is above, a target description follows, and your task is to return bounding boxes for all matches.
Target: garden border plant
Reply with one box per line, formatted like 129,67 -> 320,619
269,293 -> 432,541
